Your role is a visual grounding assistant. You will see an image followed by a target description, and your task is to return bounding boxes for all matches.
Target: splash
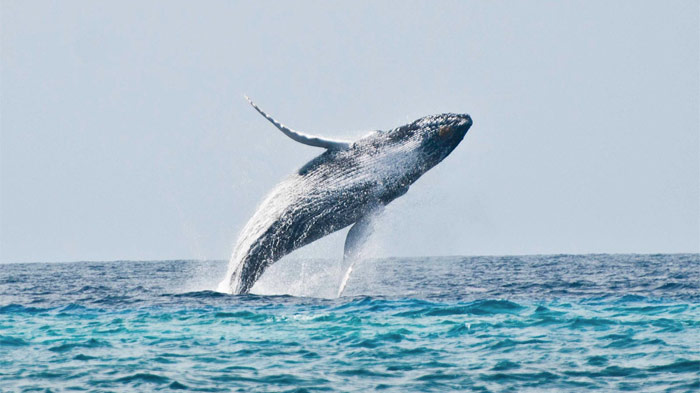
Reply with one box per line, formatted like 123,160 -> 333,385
216,176 -> 302,294
336,260 -> 355,297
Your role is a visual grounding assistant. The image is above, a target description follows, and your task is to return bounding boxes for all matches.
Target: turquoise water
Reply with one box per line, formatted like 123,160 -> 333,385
1,254 -> 699,392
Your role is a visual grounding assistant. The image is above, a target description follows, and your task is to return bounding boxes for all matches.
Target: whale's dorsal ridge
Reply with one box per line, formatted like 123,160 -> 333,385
245,96 -> 351,150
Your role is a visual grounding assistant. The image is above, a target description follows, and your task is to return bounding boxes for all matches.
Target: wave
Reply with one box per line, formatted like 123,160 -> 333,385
48,338 -> 111,353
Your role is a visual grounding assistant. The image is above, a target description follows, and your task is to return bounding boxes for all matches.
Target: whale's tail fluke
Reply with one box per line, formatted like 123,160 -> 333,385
245,95 -> 351,150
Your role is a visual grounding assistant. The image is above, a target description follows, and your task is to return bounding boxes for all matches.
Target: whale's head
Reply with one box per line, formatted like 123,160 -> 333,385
380,112 -> 472,176
421,113 -> 472,162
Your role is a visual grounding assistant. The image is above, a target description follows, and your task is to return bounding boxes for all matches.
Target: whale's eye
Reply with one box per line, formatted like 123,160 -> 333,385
439,125 -> 453,139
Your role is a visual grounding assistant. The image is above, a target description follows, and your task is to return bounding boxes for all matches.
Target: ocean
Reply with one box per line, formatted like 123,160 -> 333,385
1,254 -> 698,392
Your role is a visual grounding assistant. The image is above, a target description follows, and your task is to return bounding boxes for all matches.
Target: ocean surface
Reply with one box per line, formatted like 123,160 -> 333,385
1,254 -> 699,392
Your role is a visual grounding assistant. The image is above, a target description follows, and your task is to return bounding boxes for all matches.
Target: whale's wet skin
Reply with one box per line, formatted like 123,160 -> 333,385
220,99 -> 472,294
1,254 -> 699,392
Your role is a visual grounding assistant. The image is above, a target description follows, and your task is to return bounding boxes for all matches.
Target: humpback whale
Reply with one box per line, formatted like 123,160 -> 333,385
219,97 -> 472,295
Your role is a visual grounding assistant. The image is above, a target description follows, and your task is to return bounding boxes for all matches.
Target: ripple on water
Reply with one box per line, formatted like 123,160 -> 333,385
115,373 -> 170,384
48,338 -> 111,353
0,335 -> 28,347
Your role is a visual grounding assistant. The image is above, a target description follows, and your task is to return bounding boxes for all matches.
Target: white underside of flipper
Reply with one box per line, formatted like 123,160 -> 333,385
245,96 -> 351,150
337,206 -> 384,297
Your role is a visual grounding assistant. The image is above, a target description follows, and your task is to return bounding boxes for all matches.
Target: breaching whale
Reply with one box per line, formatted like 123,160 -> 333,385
219,97 -> 472,295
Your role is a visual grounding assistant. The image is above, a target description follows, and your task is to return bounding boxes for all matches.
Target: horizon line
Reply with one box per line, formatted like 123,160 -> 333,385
2,251 -> 699,265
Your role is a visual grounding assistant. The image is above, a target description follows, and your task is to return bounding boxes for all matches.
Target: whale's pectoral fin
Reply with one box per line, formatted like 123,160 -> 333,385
338,206 -> 384,297
343,210 -> 381,260
245,96 -> 351,150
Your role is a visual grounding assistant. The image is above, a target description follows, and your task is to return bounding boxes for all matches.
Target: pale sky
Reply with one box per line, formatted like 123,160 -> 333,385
1,1 -> 698,263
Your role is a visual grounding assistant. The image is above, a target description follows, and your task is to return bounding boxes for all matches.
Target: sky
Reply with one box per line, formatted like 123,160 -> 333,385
1,1 -> 698,263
